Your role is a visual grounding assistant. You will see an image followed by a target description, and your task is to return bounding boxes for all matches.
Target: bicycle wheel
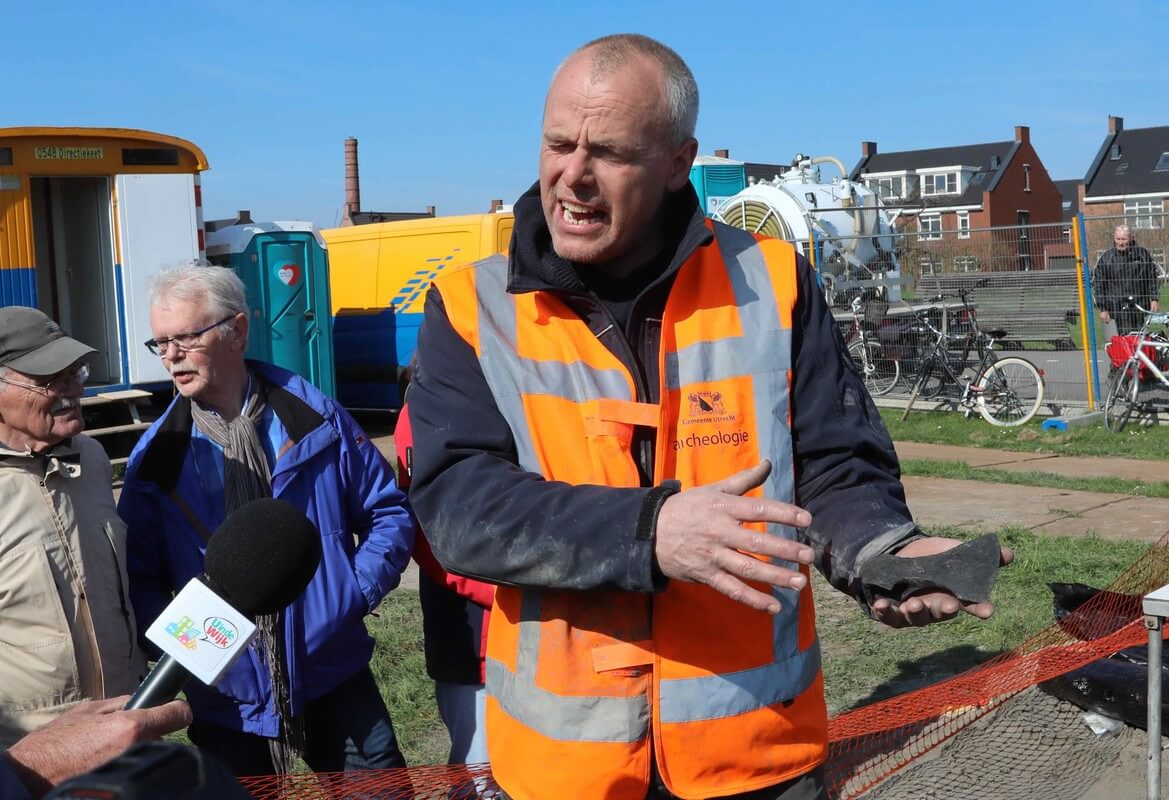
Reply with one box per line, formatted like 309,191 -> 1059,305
847,339 -> 901,396
1103,365 -> 1138,433
974,357 -> 1044,426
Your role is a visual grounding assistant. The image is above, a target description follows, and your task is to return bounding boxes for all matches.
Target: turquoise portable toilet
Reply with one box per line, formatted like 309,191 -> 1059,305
689,154 -> 746,218
205,218 -> 337,399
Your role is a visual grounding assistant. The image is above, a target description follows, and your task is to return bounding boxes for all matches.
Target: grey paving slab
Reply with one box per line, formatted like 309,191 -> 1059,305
903,476 -> 1169,542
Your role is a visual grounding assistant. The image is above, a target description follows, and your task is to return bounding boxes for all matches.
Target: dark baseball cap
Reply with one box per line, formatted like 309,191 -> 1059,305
0,307 -> 96,376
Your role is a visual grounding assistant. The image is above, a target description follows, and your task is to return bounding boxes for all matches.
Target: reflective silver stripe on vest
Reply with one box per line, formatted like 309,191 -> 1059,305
471,256 -> 648,743
472,256 -> 634,472
486,657 -> 649,743
658,640 -> 822,724
658,224 -> 819,724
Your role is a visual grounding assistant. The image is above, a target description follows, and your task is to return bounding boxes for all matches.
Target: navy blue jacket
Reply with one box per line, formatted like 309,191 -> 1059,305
408,184 -> 918,604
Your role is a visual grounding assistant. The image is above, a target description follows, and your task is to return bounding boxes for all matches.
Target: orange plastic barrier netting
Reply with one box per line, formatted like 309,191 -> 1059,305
240,532 -> 1169,800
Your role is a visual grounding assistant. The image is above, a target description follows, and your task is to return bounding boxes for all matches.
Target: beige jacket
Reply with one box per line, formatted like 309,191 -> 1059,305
0,435 -> 146,747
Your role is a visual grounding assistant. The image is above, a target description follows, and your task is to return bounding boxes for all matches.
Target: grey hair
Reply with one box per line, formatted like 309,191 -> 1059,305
148,262 -> 249,341
559,33 -> 699,149
1115,224 -> 1132,236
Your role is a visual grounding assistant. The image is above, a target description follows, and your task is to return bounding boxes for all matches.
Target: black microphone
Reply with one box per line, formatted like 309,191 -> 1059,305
126,498 -> 322,710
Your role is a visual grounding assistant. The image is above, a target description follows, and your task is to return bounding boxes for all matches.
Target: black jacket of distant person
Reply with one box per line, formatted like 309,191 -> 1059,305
1094,243 -> 1160,333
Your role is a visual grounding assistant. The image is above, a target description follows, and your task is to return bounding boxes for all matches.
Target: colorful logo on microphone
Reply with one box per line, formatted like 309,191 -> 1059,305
164,615 -> 199,651
202,617 -> 238,649
163,615 -> 239,651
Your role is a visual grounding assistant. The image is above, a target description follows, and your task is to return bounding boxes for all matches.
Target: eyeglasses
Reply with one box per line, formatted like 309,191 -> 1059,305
144,315 -> 235,356
0,363 -> 90,395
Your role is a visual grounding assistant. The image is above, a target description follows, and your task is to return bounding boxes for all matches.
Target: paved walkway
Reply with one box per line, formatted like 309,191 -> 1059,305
894,441 -> 1169,542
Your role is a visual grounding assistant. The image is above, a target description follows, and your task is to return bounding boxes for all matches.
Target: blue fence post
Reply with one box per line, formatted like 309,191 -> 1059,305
1078,213 -> 1102,405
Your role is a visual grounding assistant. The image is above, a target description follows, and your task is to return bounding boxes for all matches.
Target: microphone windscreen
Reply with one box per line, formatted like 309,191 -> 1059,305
203,498 -> 323,617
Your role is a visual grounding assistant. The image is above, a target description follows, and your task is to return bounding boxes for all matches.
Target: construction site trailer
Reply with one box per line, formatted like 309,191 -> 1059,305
0,126 -> 209,394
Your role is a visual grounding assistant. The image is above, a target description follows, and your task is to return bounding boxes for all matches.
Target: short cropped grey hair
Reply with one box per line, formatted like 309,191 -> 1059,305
1115,224 -> 1132,237
148,262 -> 249,340
561,33 -> 699,149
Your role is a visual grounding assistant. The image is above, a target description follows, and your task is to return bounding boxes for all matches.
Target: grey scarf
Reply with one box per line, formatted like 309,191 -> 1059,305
190,374 -> 303,773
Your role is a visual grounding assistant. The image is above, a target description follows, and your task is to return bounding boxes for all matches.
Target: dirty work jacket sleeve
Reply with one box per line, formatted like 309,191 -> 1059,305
407,289 -> 660,593
788,257 -> 921,604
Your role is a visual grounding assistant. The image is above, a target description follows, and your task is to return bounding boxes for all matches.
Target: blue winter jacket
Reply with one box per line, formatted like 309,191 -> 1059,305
118,361 -> 415,737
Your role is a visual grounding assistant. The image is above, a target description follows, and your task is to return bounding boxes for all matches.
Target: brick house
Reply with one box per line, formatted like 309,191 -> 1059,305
849,126 -> 1063,273
850,126 -> 1062,236
1081,116 -> 1169,268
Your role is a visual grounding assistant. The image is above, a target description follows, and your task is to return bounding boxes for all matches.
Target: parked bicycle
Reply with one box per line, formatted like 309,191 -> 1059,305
900,289 -> 1045,426
842,296 -> 900,396
1103,299 -> 1169,433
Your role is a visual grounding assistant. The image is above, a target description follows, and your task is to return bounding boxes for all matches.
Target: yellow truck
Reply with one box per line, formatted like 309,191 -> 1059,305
322,211 -> 514,408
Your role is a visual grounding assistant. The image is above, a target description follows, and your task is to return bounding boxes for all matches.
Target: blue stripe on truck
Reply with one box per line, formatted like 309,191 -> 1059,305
333,307 -> 423,409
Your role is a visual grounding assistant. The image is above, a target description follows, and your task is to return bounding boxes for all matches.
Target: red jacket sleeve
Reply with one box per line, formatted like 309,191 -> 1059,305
397,405 -> 495,610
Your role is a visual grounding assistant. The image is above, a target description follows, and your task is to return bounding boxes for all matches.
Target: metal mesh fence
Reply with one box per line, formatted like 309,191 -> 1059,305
825,215 -> 1169,417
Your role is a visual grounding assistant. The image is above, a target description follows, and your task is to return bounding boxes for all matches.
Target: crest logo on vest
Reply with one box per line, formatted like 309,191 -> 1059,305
683,391 -> 736,425
675,390 -> 750,450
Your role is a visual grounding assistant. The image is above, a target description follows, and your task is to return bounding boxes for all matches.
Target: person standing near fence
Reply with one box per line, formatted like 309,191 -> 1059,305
407,32 -> 1011,800
1093,224 -> 1160,337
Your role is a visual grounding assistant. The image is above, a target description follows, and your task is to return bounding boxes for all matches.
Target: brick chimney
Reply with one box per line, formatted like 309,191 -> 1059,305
426,205 -> 436,217
1014,125 -> 1030,144
342,137 -> 361,226
861,141 -> 877,157
1109,115 -> 1124,134
489,199 -> 503,212
714,148 -> 729,159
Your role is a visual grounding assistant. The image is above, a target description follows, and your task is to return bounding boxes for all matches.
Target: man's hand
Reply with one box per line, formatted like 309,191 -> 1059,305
5,696 -> 192,797
869,537 -> 1014,629
1099,310 -> 1112,323
654,461 -> 813,615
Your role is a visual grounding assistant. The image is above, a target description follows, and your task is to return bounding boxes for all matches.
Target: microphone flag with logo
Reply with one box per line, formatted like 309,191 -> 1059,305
126,498 -> 322,710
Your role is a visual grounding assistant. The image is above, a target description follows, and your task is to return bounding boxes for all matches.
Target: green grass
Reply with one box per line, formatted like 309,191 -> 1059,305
883,406 -> 1169,460
899,457 -> 1169,497
816,526 -> 1151,715
367,591 -> 449,766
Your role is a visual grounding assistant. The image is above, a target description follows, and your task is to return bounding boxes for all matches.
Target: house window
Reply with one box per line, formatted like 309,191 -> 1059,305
957,211 -> 970,239
954,255 -> 980,272
867,176 -> 904,200
1126,199 -> 1165,230
1023,163 -> 1032,193
918,214 -> 942,241
921,172 -> 958,196
1156,152 -> 1169,172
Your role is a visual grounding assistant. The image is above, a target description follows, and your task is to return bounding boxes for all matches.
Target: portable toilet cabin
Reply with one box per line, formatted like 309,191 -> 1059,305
205,219 -> 336,398
689,154 -> 746,219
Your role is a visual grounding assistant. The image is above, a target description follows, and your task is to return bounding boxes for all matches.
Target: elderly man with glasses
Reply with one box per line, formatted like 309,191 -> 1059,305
118,265 -> 416,780
0,306 -> 146,748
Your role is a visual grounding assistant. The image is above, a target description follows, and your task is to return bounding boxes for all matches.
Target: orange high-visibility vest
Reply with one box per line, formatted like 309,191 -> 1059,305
434,222 -> 826,800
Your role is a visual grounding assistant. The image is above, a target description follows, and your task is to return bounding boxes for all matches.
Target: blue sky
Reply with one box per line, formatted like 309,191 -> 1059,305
6,1 -> 1166,228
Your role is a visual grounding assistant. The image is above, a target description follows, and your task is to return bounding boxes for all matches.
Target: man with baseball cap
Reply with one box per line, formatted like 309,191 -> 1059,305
0,306 -> 146,749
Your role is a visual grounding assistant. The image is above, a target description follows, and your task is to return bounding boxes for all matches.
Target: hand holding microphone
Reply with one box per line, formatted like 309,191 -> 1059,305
126,498 -> 322,710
